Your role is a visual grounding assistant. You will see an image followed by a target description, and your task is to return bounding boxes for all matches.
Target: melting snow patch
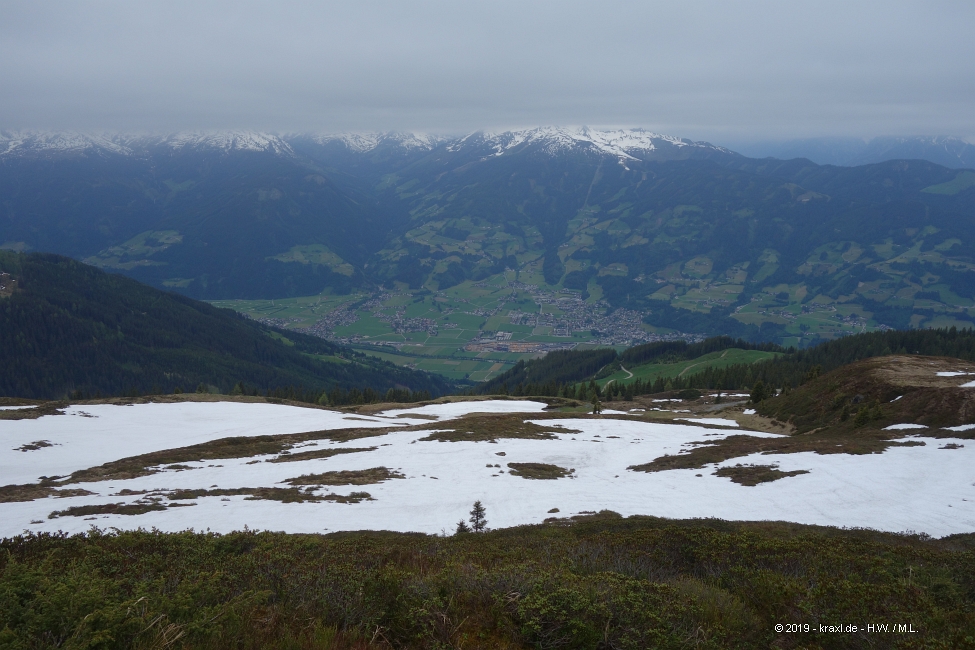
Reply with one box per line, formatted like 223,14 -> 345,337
944,424 -> 975,432
676,418 -> 739,427
0,401 -> 398,486
890,396 -> 903,402
883,423 -> 928,430
0,405 -> 36,411
5,404 -> 975,538
377,400 -> 547,420
937,371 -> 975,377
962,381 -> 975,388
743,409 -> 756,415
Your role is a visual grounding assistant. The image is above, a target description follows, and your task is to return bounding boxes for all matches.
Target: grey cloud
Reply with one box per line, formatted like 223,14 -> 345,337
1,0 -> 972,141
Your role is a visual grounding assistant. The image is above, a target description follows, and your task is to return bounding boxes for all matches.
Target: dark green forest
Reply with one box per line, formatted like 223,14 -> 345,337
478,348 -> 618,395
0,252 -> 451,400
481,328 -> 975,401
620,337 -> 786,367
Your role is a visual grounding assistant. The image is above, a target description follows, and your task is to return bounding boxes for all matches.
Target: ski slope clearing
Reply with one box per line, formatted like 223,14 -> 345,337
2,399 -> 974,538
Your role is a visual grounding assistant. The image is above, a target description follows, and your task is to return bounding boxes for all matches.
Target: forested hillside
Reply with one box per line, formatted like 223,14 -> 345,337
620,337 -> 785,366
0,252 -> 451,399
480,328 -> 975,400
478,348 -> 618,394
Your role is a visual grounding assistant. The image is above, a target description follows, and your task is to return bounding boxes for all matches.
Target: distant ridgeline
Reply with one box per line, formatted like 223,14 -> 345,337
480,329 -> 975,399
3,129 -> 975,342
0,252 -> 451,401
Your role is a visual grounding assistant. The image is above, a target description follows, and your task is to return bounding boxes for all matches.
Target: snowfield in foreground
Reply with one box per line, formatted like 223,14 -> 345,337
2,399 -> 974,538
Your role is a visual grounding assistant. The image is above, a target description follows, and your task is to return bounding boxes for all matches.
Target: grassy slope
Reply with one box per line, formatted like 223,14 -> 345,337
758,354 -> 975,433
601,348 -> 779,387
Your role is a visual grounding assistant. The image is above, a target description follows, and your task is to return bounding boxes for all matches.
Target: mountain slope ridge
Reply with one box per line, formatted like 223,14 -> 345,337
0,251 -> 452,399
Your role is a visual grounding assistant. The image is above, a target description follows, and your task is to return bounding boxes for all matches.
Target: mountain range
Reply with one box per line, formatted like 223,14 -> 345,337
2,127 -> 974,343
729,136 -> 975,169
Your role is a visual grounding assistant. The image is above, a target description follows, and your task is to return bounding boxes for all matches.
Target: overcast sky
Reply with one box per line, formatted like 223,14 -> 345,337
1,1 -> 973,142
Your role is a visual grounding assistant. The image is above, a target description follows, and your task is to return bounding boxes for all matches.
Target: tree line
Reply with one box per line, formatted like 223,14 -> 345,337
482,327 -> 975,400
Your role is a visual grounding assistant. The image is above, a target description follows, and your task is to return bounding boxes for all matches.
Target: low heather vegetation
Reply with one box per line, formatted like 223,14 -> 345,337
2,516 -> 973,648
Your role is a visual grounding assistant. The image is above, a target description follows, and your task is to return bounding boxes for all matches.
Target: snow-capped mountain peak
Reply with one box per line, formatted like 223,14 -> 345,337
0,131 -> 135,157
0,127 -> 729,162
309,131 -> 446,152
459,126 -> 728,161
158,131 -> 294,155
0,130 -> 295,158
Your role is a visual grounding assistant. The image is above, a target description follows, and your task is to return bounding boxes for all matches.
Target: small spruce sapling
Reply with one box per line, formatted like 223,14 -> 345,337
469,500 -> 487,532
591,395 -> 602,415
455,519 -> 471,534
750,381 -> 767,404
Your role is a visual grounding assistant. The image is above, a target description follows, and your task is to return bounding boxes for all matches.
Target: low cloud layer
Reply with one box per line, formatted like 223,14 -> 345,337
2,1 -> 972,141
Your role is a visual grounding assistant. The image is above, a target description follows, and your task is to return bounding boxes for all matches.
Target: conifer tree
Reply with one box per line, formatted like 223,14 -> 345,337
750,381 -> 767,403
469,500 -> 487,532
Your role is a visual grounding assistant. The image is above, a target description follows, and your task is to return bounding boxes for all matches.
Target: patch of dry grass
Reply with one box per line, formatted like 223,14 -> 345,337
417,414 -> 580,442
629,432 -> 925,474
0,402 -> 66,421
165,487 -> 373,504
0,484 -> 95,503
268,446 -> 377,463
48,501 -> 177,518
283,467 -> 404,486
506,462 -> 573,480
713,464 -> 810,486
